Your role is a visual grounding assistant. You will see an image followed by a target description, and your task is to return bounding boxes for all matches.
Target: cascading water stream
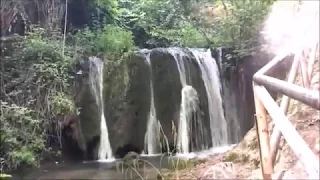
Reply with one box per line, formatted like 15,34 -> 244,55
168,48 -> 200,154
88,57 -> 113,161
144,53 -> 160,155
189,49 -> 229,147
178,85 -> 200,153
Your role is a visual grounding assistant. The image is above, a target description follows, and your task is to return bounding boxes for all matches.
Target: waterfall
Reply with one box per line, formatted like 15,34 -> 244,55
138,48 -> 229,155
144,52 -> 160,154
189,49 -> 228,147
88,57 -> 113,160
168,48 -> 201,154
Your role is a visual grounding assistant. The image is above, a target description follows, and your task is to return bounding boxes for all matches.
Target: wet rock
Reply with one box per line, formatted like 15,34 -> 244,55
123,151 -> 140,163
106,52 -> 150,156
115,144 -> 141,158
117,151 -> 141,169
218,49 -> 292,144
75,57 -> 105,159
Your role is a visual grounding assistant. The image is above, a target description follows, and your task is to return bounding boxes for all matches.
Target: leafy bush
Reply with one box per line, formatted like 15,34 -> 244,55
197,0 -> 275,57
68,27 -> 99,56
52,93 -> 76,115
0,102 -> 45,171
1,21 -> 136,171
0,28 -> 76,172
70,24 -> 135,56
150,21 -> 210,47
21,31 -> 72,88
97,25 -> 135,55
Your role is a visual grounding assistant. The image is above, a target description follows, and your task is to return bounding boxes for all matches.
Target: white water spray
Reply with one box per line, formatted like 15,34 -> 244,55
144,53 -> 160,155
189,49 -> 228,147
262,1 -> 319,56
178,85 -> 200,154
88,57 -> 113,161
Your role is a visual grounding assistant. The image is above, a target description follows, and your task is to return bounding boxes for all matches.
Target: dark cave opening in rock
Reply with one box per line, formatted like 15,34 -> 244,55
85,135 -> 100,160
61,126 -> 85,162
115,144 -> 142,158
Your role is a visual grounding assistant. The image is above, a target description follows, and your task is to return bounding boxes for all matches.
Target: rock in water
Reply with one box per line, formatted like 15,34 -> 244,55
123,151 -> 140,166
123,151 -> 140,160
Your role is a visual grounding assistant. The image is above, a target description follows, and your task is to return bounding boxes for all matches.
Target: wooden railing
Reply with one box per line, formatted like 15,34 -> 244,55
252,46 -> 320,179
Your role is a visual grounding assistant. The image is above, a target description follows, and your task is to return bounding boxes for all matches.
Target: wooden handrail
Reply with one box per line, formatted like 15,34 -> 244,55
253,74 -> 320,110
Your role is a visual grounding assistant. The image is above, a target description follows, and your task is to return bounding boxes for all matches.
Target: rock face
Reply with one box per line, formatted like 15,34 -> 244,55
150,49 -> 182,151
214,48 -> 292,144
74,58 -> 102,160
217,50 -> 257,144
106,52 -> 151,158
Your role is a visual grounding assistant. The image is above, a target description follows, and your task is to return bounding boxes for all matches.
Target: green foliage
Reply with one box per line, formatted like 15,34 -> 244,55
52,93 -> 75,115
21,30 -> 72,88
89,0 -> 119,18
0,173 -> 12,179
68,27 -> 98,56
210,0 -> 275,57
71,24 -> 135,56
117,0 -> 212,47
151,22 -> 210,47
0,102 -> 45,171
118,0 -> 274,57
97,25 -> 135,55
1,28 -> 76,172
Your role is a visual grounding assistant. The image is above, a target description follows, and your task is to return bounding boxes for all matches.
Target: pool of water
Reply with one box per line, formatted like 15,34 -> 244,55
12,156 -> 174,180
11,145 -> 236,180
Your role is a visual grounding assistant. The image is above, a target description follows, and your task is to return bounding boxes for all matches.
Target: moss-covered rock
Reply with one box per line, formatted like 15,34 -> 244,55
106,52 -> 151,156
75,58 -> 102,157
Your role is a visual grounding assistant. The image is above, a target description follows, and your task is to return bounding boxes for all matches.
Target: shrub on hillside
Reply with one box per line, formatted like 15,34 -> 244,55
0,28 -> 76,172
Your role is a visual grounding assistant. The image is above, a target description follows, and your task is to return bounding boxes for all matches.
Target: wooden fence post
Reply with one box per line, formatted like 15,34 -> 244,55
299,52 -> 310,88
254,86 -> 320,178
253,82 -> 273,179
307,43 -> 318,80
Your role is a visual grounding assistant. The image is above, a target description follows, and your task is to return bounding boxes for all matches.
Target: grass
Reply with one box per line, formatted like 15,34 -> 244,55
222,152 -> 249,164
115,158 -> 163,179
114,121 -> 236,179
